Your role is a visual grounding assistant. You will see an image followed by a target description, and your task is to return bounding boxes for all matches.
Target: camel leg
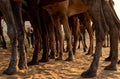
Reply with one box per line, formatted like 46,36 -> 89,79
69,15 -> 79,55
47,14 -> 56,59
79,12 -> 93,55
62,14 -> 74,61
49,29 -> 56,59
103,2 -> 118,70
104,33 -> 112,61
55,29 -> 60,56
11,2 -> 28,70
40,31 -> 49,62
28,29 -> 40,65
25,4 -> 43,64
85,20 -> 93,55
54,16 -> 64,60
81,23 -> 103,77
81,8 -> 104,77
39,9 -> 50,62
0,0 -> 19,75
104,27 -> 118,70
82,30 -> 87,52
78,27 -> 86,52
73,17 -> 79,55
81,4 -> 104,77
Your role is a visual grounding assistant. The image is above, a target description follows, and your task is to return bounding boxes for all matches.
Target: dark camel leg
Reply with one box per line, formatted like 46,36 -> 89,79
0,0 -> 19,75
25,2 -> 43,64
39,32 -> 49,62
12,2 -> 28,70
81,5 -> 104,76
27,29 -> 40,65
39,9 -> 49,62
69,15 -> 79,55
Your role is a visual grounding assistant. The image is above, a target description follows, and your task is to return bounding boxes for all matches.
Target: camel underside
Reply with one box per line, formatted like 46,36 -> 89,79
68,0 -> 88,16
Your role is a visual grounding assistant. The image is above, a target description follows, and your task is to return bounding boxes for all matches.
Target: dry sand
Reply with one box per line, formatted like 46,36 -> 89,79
0,42 -> 120,79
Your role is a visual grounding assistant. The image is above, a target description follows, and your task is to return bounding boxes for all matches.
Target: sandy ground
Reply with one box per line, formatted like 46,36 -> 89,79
0,41 -> 120,79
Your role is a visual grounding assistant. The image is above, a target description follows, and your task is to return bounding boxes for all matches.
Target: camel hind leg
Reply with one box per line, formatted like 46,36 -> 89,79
0,0 -> 19,75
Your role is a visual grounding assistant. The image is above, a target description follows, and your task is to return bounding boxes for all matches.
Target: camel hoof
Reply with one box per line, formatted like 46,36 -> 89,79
103,45 -> 107,48
18,65 -> 28,70
118,60 -> 120,64
85,53 -> 90,55
65,57 -> 73,61
3,68 -> 18,75
104,57 -> 111,61
73,52 -> 76,55
39,59 -> 49,62
104,65 -> 117,71
81,70 -> 96,78
84,50 -> 86,52
49,55 -> 56,59
27,61 -> 39,66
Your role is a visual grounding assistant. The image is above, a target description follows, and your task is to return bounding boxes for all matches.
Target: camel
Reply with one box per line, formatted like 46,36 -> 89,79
0,0 -> 67,75
81,0 -> 120,78
48,0 -> 120,78
22,0 -> 120,78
